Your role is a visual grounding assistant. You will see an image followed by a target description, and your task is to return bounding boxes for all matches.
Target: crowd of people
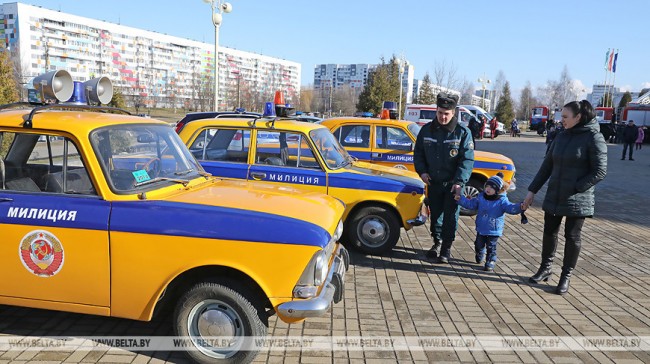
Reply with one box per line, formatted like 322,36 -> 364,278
414,94 -> 608,296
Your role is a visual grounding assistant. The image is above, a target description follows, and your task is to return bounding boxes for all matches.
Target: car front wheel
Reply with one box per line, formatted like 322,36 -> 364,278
174,281 -> 268,364
347,206 -> 400,255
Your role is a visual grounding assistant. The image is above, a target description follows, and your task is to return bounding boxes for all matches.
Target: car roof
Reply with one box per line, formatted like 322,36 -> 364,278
0,109 -> 168,135
181,117 -> 330,132
320,117 -> 415,128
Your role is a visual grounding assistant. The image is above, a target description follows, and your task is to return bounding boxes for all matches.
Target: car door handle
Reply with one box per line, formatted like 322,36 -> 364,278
250,172 -> 266,180
0,197 -> 13,202
371,152 -> 382,158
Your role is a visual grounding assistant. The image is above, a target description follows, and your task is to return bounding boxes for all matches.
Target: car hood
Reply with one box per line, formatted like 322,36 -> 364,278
333,160 -> 425,194
475,151 -> 514,165
109,178 -> 344,249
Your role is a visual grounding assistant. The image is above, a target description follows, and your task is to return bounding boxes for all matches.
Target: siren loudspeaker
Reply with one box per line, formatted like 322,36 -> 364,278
33,70 -> 74,102
84,77 -> 113,105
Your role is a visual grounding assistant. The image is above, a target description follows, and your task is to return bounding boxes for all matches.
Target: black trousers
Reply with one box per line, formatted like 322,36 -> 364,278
542,213 -> 585,269
428,182 -> 460,244
622,142 -> 634,159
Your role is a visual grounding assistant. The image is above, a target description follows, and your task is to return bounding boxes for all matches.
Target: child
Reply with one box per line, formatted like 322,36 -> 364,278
455,173 -> 526,271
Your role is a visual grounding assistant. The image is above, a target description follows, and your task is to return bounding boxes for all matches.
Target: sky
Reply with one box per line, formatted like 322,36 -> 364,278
20,0 -> 650,98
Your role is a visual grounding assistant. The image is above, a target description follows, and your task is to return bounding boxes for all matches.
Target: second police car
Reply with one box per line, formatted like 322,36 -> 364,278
177,95 -> 426,255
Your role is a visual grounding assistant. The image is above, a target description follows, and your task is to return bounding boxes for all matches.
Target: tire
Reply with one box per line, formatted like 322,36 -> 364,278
460,178 -> 482,216
173,281 -> 268,364
346,206 -> 400,255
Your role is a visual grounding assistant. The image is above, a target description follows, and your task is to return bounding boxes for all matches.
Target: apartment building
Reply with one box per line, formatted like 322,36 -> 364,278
0,2 -> 301,110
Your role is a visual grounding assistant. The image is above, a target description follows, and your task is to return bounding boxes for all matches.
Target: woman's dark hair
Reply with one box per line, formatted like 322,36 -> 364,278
563,100 -> 595,123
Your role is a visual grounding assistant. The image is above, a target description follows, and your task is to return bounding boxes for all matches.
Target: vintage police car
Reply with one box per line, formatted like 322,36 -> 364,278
177,116 -> 427,255
320,116 -> 517,215
0,73 -> 348,363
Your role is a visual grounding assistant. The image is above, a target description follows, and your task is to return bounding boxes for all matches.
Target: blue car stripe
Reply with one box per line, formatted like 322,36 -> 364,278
110,200 -> 330,248
329,172 -> 423,194
474,161 -> 515,171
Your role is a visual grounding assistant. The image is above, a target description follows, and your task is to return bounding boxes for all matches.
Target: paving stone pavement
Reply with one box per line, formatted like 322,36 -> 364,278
1,132 -> 649,363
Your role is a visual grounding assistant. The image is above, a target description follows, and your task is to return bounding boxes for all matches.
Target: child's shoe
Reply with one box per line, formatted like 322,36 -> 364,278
475,251 -> 486,264
484,261 -> 496,271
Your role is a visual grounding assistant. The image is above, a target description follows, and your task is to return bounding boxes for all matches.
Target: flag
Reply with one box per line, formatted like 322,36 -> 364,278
604,49 -> 610,71
607,48 -> 614,72
612,51 -> 619,73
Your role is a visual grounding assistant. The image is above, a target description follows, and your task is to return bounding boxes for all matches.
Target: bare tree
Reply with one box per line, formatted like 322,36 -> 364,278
332,84 -> 357,116
433,60 -> 460,91
492,70 -> 507,112
517,81 -> 535,121
299,87 -> 314,112
459,78 -> 475,105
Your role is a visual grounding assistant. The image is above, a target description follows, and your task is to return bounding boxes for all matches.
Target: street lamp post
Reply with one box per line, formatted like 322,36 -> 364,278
398,58 -> 405,120
478,76 -> 491,110
203,0 -> 232,112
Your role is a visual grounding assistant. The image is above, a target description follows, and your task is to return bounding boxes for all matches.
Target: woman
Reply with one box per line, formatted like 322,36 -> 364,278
636,126 -> 645,150
522,100 -> 607,295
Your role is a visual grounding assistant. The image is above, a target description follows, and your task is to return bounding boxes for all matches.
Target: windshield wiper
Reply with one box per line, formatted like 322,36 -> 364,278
174,169 -> 193,176
134,177 -> 190,188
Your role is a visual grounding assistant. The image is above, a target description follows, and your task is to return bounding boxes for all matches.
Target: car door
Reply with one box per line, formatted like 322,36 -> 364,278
0,132 -> 110,307
331,124 -> 372,162
371,125 -> 414,169
248,130 -> 327,195
189,127 -> 251,180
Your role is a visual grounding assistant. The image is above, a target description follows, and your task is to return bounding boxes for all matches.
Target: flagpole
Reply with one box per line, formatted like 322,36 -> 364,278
603,48 -> 610,107
611,49 -> 618,108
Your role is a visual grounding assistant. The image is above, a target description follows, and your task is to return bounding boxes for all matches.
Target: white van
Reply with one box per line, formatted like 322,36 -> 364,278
460,105 -> 505,137
404,104 -> 477,127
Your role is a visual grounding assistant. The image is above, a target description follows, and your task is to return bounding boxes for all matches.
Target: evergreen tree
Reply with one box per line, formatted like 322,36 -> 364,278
495,81 -> 515,129
600,93 -> 612,107
618,91 -> 632,109
356,56 -> 401,114
109,87 -> 126,108
418,73 -> 435,104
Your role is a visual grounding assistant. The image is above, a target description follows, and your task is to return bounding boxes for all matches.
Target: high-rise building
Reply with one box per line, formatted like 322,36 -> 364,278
587,84 -> 639,108
314,61 -> 415,103
0,2 -> 301,110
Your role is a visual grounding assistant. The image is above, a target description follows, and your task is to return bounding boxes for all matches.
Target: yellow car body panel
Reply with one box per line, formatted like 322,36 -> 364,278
321,117 -> 517,185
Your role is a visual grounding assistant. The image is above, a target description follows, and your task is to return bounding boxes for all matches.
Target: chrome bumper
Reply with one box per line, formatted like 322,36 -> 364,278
407,204 -> 429,227
277,245 -> 349,319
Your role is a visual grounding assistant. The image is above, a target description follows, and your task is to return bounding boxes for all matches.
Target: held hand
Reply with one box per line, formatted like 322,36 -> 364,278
520,202 -> 527,211
454,194 -> 461,201
420,173 -> 431,184
522,191 -> 535,210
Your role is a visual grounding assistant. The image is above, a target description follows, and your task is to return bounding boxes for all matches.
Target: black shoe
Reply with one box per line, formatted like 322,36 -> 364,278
629,158 -> 635,161
425,240 -> 441,259
555,268 -> 573,295
529,265 -> 552,284
437,255 -> 449,264
621,157 -> 625,160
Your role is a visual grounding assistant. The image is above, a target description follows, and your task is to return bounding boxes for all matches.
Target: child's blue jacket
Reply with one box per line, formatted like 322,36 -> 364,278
458,193 -> 522,236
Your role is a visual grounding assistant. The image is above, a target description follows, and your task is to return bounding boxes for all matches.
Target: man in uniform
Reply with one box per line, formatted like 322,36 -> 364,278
414,93 -> 475,263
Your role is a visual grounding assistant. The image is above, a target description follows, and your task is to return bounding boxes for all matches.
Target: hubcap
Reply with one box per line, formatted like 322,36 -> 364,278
187,299 -> 244,359
461,185 -> 481,214
358,215 -> 388,248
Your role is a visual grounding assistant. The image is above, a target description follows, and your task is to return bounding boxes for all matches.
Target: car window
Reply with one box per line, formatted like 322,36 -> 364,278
254,131 -> 321,170
0,131 -> 95,195
407,123 -> 421,137
375,126 -> 412,151
334,125 -> 370,148
190,128 -> 250,163
91,125 -> 201,193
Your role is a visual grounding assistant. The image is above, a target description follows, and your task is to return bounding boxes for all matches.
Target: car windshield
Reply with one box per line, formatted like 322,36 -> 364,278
309,128 -> 350,169
90,124 -> 204,193
407,122 -> 421,137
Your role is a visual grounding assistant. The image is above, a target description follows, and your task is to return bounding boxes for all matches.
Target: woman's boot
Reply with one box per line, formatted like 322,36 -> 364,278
529,262 -> 553,283
529,231 -> 557,284
556,267 -> 573,295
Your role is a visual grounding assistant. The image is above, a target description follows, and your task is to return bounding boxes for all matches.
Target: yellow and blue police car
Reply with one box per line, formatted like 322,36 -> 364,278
320,115 -> 517,215
177,102 -> 426,255
0,71 -> 348,364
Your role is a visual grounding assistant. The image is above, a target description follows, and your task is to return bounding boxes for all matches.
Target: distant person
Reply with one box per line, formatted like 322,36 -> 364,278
523,100 -> 607,295
510,119 -> 520,137
635,126 -> 645,150
622,120 -> 638,160
478,115 -> 486,139
468,116 -> 480,144
615,120 -> 626,144
545,121 -> 558,153
455,173 -> 526,271
489,117 -> 498,139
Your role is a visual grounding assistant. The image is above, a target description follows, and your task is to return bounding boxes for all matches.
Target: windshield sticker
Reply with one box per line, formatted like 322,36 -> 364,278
132,170 -> 151,183
19,230 -> 64,277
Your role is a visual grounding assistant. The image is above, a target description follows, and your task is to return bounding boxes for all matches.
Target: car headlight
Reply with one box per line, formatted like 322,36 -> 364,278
313,250 -> 328,286
332,220 -> 344,242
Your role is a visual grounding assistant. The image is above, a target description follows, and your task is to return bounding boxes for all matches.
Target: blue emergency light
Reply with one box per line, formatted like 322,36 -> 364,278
263,102 -> 275,117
